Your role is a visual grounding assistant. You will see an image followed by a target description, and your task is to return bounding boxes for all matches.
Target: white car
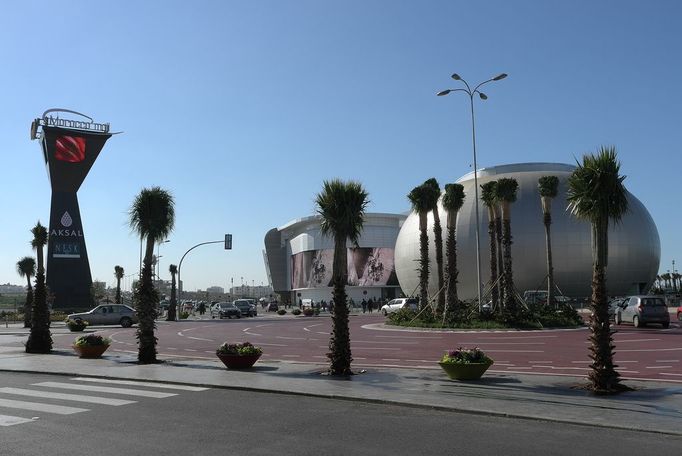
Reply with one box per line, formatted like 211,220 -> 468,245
380,298 -> 419,316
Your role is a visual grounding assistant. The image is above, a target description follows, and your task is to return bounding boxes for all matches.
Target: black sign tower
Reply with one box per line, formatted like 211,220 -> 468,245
31,109 -> 114,309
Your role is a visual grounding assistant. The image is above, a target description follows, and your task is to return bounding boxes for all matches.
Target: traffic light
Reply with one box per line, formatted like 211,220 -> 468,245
225,234 -> 232,250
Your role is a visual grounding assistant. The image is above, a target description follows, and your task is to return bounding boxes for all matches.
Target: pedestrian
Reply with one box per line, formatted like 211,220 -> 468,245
361,298 -> 367,313
198,302 -> 206,316
298,298 -> 303,309
367,299 -> 373,313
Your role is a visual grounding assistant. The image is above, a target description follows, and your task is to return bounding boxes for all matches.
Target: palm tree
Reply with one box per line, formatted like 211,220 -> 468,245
567,146 -> 630,394
495,178 -> 519,317
114,265 -> 124,304
480,181 -> 499,310
408,184 -> 434,310
26,222 -> 52,353
441,183 -> 465,318
16,256 -> 36,328
167,264 -> 178,321
538,176 -> 560,307
129,187 -> 175,364
424,178 -> 445,314
315,179 -> 369,376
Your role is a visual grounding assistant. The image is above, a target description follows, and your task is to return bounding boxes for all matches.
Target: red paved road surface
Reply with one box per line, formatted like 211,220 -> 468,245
54,313 -> 682,383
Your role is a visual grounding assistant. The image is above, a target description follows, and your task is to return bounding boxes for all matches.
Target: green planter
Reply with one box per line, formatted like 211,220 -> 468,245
438,360 -> 493,380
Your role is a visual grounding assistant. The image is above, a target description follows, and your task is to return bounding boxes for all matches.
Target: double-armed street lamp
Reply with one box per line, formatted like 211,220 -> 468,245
437,72 -> 507,311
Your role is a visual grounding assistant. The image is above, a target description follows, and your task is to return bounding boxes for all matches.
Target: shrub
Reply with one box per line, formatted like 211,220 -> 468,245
65,318 -> 89,331
291,308 -> 301,315
179,311 -> 189,319
277,309 -> 287,315
302,307 -> 314,316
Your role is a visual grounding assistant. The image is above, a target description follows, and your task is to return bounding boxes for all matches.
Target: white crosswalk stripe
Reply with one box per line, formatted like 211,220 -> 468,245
0,388 -> 136,406
0,378 -> 208,427
0,398 -> 89,415
70,377 -> 208,391
0,414 -> 36,427
32,382 -> 178,398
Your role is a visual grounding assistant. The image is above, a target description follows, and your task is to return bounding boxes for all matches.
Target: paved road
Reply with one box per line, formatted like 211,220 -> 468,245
2,371 -> 681,455
35,312 -> 682,382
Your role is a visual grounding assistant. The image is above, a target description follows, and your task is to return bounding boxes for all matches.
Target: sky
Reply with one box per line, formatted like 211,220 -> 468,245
2,1 -> 681,292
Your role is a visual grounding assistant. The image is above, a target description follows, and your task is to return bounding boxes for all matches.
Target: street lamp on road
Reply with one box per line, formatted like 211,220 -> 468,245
437,72 -> 507,310
157,239 -> 170,280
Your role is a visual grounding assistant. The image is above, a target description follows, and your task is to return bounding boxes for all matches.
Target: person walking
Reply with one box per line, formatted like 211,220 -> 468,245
361,298 -> 367,313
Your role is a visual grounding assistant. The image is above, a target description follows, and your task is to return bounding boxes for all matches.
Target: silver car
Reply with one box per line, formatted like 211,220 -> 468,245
68,304 -> 138,328
380,298 -> 419,316
614,296 -> 670,328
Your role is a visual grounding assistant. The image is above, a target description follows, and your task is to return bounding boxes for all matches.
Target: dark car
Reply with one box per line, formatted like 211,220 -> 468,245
267,302 -> 279,312
211,302 -> 241,319
615,295 -> 670,328
233,299 -> 257,317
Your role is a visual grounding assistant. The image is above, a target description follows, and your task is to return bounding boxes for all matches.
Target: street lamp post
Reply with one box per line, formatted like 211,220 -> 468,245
437,72 -> 507,311
176,239 -> 228,321
157,239 -> 170,280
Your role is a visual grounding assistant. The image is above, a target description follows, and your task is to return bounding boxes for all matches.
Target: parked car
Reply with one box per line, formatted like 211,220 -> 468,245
68,304 -> 138,328
614,295 -> 670,328
380,298 -> 419,316
608,297 -> 628,321
233,299 -> 257,317
523,290 -> 571,306
267,302 -> 279,312
211,302 -> 241,319
678,305 -> 682,322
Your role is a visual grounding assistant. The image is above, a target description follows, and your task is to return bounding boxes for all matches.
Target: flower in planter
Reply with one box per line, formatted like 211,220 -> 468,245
216,341 -> 263,356
65,318 -> 89,331
440,347 -> 492,365
74,334 -> 111,347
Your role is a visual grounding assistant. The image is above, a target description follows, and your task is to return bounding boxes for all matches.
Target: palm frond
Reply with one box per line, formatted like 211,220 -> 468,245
566,146 -> 629,223
129,187 -> 176,241
17,257 -> 36,278
315,179 -> 369,243
538,175 -> 559,198
169,264 -> 177,274
114,265 -> 124,279
30,222 -> 48,248
480,181 -> 498,207
495,178 -> 519,203
407,184 -> 433,214
442,183 -> 465,212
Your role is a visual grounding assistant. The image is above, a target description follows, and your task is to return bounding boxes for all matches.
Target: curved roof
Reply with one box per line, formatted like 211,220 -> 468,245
457,162 -> 577,183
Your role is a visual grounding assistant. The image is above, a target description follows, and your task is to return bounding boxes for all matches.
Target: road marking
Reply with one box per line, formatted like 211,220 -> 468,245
343,347 -> 399,351
375,335 -> 443,340
188,336 -> 214,342
0,398 -> 88,415
282,355 -> 300,358
0,387 -> 136,406
661,373 -> 682,377
612,338 -> 661,343
645,366 -> 672,369
530,365 -> 589,371
185,349 -> 197,352
256,342 -> 288,347
483,349 -> 545,353
530,361 -> 554,363
70,378 -> 208,391
352,340 -> 419,345
167,347 -> 178,350
0,414 -> 35,426
242,328 -> 262,336
381,358 -> 401,361
32,382 -> 177,398
617,347 -> 682,353
255,324 -> 272,328
455,342 -> 545,345
275,336 -> 308,340
656,360 -> 679,363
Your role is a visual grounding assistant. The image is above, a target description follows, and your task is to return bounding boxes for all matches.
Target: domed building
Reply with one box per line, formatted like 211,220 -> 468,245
394,163 -> 660,300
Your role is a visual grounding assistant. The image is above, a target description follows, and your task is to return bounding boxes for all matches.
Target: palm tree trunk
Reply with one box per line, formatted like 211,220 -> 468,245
136,236 -> 159,364
487,206 -> 498,309
494,210 -> 503,299
501,202 -> 516,316
418,212 -> 429,311
329,236 -> 352,375
26,248 -> 51,353
167,273 -> 177,321
23,276 -> 33,328
587,218 -> 625,393
115,278 -> 122,304
432,208 -> 445,315
444,209 -> 459,318
544,211 -> 554,308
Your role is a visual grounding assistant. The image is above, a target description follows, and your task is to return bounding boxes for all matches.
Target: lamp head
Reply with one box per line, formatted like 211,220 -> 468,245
436,90 -> 451,96
478,92 -> 488,100
451,73 -> 462,81
492,73 -> 508,81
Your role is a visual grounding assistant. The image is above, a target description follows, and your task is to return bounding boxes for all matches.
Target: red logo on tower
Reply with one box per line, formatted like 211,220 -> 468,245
55,136 -> 86,162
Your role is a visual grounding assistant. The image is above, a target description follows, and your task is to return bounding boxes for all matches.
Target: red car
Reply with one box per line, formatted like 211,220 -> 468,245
677,306 -> 682,322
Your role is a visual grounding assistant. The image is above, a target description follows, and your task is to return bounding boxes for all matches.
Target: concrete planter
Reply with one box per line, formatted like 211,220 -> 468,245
216,353 -> 261,369
438,360 -> 493,380
73,344 -> 109,358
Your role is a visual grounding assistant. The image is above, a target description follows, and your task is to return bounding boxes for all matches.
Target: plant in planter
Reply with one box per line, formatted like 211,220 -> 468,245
302,307 -> 314,316
438,347 -> 494,380
216,342 -> 263,369
277,309 -> 288,315
73,334 -> 112,358
65,318 -> 89,332
291,308 -> 301,315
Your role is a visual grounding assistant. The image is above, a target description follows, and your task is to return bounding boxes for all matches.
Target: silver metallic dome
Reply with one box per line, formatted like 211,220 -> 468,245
394,163 -> 660,299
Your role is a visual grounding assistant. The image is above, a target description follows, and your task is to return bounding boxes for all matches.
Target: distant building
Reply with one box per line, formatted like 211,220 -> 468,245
230,285 -> 273,299
207,286 -> 224,294
264,213 -> 406,304
0,283 -> 25,294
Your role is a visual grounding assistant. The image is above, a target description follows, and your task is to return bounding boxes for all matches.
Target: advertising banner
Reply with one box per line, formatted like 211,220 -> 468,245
291,248 -> 398,289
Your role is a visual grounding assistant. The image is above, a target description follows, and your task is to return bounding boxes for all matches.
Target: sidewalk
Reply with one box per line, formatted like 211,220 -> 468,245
1,325 -> 681,436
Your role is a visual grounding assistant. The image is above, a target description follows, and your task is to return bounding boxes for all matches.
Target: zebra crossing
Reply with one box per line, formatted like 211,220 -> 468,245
0,377 -> 208,427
